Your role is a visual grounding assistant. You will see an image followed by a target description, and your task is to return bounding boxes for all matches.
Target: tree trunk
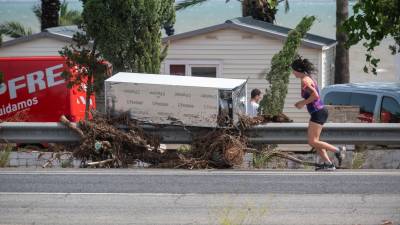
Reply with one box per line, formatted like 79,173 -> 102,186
84,74 -> 93,121
335,0 -> 349,84
41,0 -> 60,31
242,0 -> 276,24
85,41 -> 97,121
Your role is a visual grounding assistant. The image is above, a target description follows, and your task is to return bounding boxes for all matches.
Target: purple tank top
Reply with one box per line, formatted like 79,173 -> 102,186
301,77 -> 324,114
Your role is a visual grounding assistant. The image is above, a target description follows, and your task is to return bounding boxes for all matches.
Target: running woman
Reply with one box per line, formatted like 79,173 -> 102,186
291,56 -> 346,171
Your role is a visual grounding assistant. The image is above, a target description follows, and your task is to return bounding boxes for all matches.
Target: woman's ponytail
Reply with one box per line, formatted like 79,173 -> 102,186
291,55 -> 315,75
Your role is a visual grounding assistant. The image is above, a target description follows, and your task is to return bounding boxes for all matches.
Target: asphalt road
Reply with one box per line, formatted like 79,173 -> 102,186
0,169 -> 399,225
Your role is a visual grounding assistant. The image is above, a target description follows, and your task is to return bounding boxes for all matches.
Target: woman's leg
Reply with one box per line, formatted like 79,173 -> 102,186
315,148 -> 331,163
308,121 -> 338,153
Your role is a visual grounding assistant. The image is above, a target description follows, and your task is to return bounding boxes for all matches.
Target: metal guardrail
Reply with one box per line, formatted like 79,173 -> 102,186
1,122 -> 400,145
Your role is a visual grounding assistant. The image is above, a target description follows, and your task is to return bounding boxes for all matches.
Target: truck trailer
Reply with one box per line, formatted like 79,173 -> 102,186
105,72 -> 247,127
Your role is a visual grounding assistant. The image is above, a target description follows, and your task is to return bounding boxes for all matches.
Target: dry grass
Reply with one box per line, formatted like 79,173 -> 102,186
0,144 -> 12,167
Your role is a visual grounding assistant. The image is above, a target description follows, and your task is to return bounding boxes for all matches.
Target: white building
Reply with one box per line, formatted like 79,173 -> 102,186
161,17 -> 337,122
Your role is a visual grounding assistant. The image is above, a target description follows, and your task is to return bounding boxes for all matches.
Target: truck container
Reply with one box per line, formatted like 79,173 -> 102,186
0,56 -> 95,122
105,72 -> 247,127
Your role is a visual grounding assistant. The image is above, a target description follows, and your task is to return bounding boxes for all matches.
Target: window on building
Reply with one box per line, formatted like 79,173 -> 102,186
380,96 -> 400,123
190,66 -> 217,78
166,61 -> 221,77
169,64 -> 186,76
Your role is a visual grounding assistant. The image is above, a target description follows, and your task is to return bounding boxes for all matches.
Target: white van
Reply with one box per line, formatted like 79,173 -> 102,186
321,82 -> 400,123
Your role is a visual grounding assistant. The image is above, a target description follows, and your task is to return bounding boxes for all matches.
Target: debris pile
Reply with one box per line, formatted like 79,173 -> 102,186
178,129 -> 247,169
238,113 -> 293,129
59,111 -> 298,169
60,112 -> 172,168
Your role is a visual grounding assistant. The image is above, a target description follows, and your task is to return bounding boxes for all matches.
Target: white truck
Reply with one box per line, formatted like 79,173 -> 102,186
105,72 -> 247,127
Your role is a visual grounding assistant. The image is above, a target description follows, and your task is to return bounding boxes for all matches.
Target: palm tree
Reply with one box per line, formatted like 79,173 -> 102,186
34,0 -> 81,26
41,0 -> 61,30
0,22 -> 33,38
335,0 -> 349,84
0,0 -> 81,39
176,0 -> 290,24
59,1 -> 81,25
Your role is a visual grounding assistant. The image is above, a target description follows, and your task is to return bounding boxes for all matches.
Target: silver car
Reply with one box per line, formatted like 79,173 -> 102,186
321,82 -> 400,123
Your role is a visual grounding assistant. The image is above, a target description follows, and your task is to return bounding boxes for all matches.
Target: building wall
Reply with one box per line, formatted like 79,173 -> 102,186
0,37 -> 70,57
162,28 -> 326,122
322,46 -> 336,87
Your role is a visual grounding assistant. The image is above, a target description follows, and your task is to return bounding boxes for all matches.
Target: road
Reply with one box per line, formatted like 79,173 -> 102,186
0,169 -> 399,225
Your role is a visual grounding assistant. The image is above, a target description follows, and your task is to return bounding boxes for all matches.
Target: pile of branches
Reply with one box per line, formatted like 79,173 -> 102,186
60,111 -> 302,169
238,113 -> 293,129
172,113 -> 293,169
175,129 -> 247,169
60,111 -> 178,168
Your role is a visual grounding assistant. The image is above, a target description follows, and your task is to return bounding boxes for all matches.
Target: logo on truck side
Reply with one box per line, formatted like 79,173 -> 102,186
0,64 -> 65,117
0,64 -> 65,99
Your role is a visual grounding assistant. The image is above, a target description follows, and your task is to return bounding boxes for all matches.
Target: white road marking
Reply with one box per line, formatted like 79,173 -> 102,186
0,192 -> 192,196
0,170 -> 399,176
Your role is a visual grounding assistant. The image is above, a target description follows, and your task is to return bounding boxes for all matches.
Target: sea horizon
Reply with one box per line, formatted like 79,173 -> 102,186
0,0 -> 398,82
0,0 -> 355,38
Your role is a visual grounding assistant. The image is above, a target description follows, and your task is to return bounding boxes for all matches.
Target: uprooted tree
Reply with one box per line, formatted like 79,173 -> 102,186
59,111 -> 296,169
59,32 -> 109,121
259,16 -> 316,116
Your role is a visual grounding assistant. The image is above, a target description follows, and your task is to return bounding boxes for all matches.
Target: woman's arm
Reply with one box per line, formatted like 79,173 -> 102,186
295,77 -> 319,109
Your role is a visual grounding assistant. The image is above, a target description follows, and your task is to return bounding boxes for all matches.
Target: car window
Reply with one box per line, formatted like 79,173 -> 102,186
380,96 -> 400,123
350,93 -> 377,114
350,93 -> 377,122
323,91 -> 351,105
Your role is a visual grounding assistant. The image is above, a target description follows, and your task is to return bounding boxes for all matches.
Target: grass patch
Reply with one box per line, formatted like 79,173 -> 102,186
352,151 -> 367,169
0,144 -> 12,167
61,159 -> 73,168
211,199 -> 269,225
253,153 -> 269,169
177,145 -> 192,154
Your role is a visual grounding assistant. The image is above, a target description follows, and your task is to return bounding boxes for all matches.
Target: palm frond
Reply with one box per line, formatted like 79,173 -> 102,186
0,21 -> 33,38
175,0 -> 209,11
59,0 -> 81,25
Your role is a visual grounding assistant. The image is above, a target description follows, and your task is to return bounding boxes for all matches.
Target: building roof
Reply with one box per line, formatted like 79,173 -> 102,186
1,17 -> 337,50
163,17 -> 337,50
46,25 -> 83,38
0,26 -> 80,48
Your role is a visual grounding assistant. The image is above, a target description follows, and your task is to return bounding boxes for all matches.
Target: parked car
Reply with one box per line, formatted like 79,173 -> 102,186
321,82 -> 400,123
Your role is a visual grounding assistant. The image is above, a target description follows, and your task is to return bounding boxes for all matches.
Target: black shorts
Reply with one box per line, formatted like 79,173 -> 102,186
310,108 -> 328,125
